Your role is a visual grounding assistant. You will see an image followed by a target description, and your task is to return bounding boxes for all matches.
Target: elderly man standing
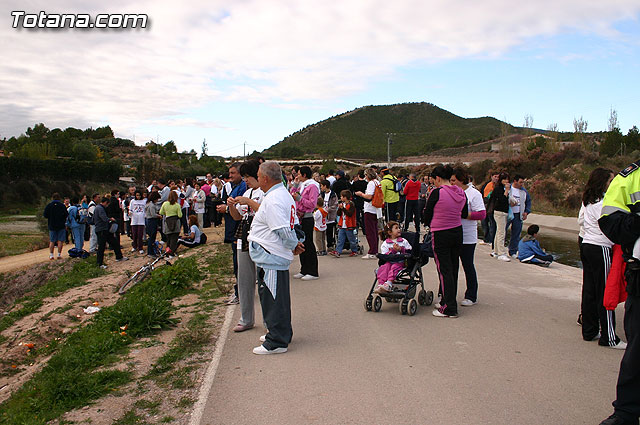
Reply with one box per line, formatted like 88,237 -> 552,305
248,161 -> 303,354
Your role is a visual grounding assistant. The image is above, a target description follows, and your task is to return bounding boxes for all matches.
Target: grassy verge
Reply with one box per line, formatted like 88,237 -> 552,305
0,232 -> 49,257
0,257 -> 201,425
0,260 -> 106,333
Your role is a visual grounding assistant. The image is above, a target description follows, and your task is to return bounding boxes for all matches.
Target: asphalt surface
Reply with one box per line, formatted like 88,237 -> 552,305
198,241 -> 626,425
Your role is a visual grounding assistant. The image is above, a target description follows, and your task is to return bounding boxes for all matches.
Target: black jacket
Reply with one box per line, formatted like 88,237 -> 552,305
43,200 -> 68,231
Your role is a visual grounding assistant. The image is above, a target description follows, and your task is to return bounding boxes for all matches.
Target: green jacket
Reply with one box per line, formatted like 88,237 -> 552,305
381,175 -> 399,203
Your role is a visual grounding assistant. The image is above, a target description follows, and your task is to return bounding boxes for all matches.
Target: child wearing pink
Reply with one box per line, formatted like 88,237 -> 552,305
375,221 -> 412,293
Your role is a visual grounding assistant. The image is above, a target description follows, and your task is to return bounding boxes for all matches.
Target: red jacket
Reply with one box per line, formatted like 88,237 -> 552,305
604,244 -> 628,311
337,202 -> 357,229
403,179 -> 421,201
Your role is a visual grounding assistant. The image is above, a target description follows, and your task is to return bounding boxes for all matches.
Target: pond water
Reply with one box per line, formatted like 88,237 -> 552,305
479,228 -> 582,269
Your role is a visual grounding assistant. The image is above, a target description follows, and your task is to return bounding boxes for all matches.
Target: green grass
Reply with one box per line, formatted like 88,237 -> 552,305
159,416 -> 175,423
0,257 -> 201,425
148,313 -> 212,377
0,260 -> 106,333
133,399 -> 161,415
0,232 -> 49,257
113,410 -> 149,425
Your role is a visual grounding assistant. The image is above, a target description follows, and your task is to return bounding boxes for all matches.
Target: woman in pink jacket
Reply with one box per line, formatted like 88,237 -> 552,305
291,166 -> 320,280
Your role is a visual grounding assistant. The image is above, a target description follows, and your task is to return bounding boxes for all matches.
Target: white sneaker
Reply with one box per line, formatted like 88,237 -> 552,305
131,247 -> 136,252
301,275 -> 319,281
432,309 -> 458,318
498,255 -> 511,262
293,273 -> 304,279
510,254 -> 518,260
460,299 -> 477,306
253,345 -> 287,355
490,252 -> 498,258
139,250 -> 144,255
259,334 -> 266,342
610,341 -> 627,350
362,254 -> 376,259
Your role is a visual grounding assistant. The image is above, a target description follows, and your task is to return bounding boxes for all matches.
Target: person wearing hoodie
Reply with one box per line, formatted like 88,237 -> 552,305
380,168 -> 400,223
422,165 -> 468,318
518,225 -> 554,266
292,166 -> 320,280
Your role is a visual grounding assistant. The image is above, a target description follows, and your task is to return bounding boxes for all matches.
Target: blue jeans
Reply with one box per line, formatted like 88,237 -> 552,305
71,225 -> 85,250
336,228 -> 358,253
508,213 -> 523,256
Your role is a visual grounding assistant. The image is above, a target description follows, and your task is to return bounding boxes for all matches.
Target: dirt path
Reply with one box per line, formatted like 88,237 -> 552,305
0,226 -> 221,274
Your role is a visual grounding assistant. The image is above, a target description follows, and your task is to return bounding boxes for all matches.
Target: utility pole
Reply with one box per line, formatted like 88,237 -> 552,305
244,141 -> 246,160
386,133 -> 394,168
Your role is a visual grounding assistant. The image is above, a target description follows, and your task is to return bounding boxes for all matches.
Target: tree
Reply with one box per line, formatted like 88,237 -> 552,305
573,116 -> 589,151
600,128 -> 624,157
26,123 -> 50,143
546,123 -> 559,152
625,126 -> 640,152
201,138 -> 208,158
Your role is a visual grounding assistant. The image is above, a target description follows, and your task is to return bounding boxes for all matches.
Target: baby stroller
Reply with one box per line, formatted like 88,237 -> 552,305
364,231 -> 434,316
334,226 -> 365,255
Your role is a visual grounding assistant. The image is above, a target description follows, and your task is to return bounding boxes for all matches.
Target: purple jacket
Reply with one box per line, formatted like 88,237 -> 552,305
423,185 -> 468,232
296,180 -> 320,217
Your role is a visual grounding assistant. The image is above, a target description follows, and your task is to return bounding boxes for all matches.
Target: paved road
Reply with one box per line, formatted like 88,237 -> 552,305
199,243 -> 625,425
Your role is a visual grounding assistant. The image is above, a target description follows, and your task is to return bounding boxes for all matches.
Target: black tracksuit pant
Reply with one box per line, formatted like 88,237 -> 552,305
257,267 -> 292,350
96,230 -> 123,266
403,199 -> 420,232
299,216 -> 318,277
581,243 -> 620,346
613,294 -> 640,422
460,243 -> 478,302
432,226 -> 463,316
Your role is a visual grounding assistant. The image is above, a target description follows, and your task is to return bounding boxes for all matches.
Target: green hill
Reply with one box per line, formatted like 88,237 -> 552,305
265,102 -> 519,160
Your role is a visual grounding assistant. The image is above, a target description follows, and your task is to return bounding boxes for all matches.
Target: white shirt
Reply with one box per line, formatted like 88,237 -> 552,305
364,180 -> 382,218
129,199 -> 147,226
235,188 -> 264,219
248,184 -> 296,261
380,237 -> 412,254
511,187 -> 522,214
580,200 -> 613,248
314,209 -> 327,231
327,175 -> 336,187
224,182 -> 232,197
462,186 -> 485,244
190,224 -> 202,244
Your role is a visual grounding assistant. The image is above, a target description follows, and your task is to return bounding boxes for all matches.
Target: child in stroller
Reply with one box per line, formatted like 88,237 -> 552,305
375,221 -> 412,293
364,226 -> 434,316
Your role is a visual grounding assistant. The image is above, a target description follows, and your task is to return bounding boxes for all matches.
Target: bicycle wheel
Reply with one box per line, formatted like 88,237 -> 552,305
118,267 -> 151,294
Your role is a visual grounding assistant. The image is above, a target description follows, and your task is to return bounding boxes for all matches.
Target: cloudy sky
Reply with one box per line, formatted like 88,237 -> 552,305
1,0 -> 639,156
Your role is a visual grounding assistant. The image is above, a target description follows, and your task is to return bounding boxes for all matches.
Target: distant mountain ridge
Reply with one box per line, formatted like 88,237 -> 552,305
264,102 -> 519,160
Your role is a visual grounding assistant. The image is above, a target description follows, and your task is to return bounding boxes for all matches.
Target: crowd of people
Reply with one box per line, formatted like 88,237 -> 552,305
40,156 -> 640,423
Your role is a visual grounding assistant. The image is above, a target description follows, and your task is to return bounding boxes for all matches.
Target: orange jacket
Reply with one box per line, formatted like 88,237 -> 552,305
337,202 -> 357,229
604,244 -> 628,311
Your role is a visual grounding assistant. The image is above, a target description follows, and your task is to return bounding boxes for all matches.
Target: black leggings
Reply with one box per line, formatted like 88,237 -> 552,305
432,227 -> 463,316
460,243 -> 478,302
299,216 -> 318,277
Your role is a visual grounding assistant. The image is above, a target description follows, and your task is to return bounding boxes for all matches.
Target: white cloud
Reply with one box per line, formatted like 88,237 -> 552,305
0,0 -> 638,137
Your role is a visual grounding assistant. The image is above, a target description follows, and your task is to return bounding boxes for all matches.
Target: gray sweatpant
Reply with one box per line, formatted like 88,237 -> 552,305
237,249 -> 257,327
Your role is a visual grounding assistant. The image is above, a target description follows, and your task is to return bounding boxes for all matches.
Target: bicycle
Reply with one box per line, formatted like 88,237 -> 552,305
118,252 -> 173,295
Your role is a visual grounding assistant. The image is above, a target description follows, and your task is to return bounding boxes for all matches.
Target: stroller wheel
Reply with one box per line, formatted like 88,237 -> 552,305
364,297 -> 373,311
426,290 -> 434,306
399,300 -> 408,315
418,289 -> 427,305
407,299 -> 417,316
373,296 -> 382,312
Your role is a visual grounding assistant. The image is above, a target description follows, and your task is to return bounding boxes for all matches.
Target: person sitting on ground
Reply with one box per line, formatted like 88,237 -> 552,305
330,190 -> 358,258
374,221 -> 412,294
518,225 -> 554,266
178,215 -> 203,248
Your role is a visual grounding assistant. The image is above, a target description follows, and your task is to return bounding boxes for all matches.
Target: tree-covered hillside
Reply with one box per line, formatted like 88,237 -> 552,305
265,102 -> 518,160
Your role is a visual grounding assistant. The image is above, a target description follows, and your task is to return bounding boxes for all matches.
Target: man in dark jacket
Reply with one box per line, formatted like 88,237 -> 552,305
95,197 -> 127,268
106,190 -> 124,249
43,193 -> 68,260
351,171 -> 368,235
331,170 -> 351,198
